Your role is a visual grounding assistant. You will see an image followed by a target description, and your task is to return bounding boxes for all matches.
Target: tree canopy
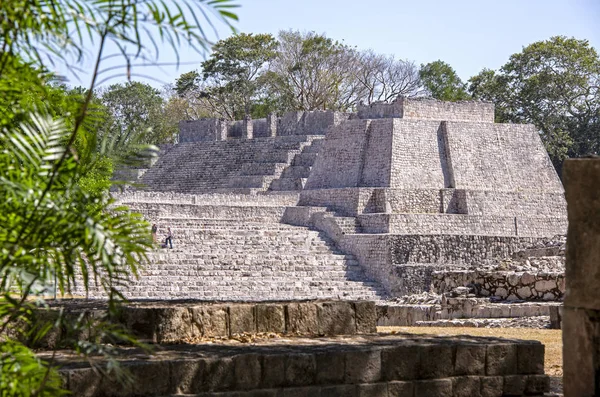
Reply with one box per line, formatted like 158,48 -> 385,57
419,60 -> 470,101
469,36 -> 600,171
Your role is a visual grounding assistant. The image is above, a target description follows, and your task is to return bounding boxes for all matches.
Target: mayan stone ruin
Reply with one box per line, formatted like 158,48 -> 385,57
60,96 -> 568,396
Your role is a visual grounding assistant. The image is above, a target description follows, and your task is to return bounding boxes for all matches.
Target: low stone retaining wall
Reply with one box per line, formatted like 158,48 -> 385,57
377,300 -> 559,326
432,270 -> 565,301
43,300 -> 376,345
55,333 -> 549,397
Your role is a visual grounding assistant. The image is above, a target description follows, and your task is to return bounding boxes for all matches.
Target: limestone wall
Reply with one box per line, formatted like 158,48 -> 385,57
357,97 -> 495,123
445,122 -> 564,193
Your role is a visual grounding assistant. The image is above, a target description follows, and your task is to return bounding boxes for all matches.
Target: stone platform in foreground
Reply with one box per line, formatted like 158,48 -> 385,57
53,333 -> 549,397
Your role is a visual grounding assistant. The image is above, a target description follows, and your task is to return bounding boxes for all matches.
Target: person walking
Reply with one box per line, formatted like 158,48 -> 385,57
165,227 -> 173,249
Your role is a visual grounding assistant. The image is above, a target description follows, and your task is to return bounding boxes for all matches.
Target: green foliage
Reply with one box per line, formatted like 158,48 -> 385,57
469,36 -> 600,171
0,0 -> 239,395
101,81 -> 175,146
419,60 -> 470,101
0,339 -> 66,396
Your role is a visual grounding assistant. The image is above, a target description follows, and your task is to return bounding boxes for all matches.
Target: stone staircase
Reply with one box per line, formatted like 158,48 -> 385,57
268,138 -> 325,191
81,194 -> 387,301
139,136 -> 323,194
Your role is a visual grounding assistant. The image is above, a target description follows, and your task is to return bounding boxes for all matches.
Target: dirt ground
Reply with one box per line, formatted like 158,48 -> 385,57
378,326 -> 563,395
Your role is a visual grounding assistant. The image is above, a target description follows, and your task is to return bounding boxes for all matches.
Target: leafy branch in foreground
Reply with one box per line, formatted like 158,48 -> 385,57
0,0 -> 240,395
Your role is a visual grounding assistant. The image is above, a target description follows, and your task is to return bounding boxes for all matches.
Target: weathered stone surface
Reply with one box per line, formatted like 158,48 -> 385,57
285,354 -> 316,386
388,380 -> 414,397
502,375 -> 525,395
516,343 -> 544,374
317,301 -> 356,336
170,360 -> 206,393
381,345 -> 420,380
286,303 -> 318,335
281,386 -> 321,397
354,301 -> 378,333
455,344 -> 486,376
479,376 -> 503,397
256,304 -> 285,333
67,368 -> 102,397
321,384 -> 357,397
524,374 -> 550,394
190,305 -> 228,338
344,349 -> 382,383
154,307 -> 192,343
413,378 -> 453,397
357,382 -> 388,397
418,344 -> 454,379
452,376 -> 481,397
261,354 -> 286,389
315,351 -> 345,384
205,358 -> 235,391
229,305 -> 256,335
485,344 -> 517,375
234,354 -> 262,390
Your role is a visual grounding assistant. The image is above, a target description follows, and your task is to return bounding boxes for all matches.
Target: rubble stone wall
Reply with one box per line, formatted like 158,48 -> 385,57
432,270 -> 565,301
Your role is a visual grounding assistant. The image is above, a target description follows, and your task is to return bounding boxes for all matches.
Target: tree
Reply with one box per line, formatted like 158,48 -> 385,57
101,81 -> 174,146
469,36 -> 600,172
419,60 -> 470,101
179,33 -> 278,120
0,0 -> 238,394
354,50 -> 422,104
265,30 -> 358,112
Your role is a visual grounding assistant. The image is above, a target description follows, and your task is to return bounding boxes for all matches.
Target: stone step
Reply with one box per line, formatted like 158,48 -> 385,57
57,333 -> 548,397
239,162 -> 286,176
269,177 -> 306,191
281,165 -> 312,178
292,152 -> 318,167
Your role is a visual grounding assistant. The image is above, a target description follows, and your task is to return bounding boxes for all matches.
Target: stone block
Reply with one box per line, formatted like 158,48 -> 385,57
479,376 -> 503,397
454,344 -> 486,375
485,344 -> 517,375
315,351 -> 345,384
234,354 -> 262,390
261,354 -> 286,388
344,349 -> 382,383
68,368 -> 102,397
170,360 -> 207,393
285,354 -> 316,386
562,306 -> 599,396
120,306 -> 155,341
388,380 -> 414,397
452,376 -> 481,397
286,302 -> 318,335
317,301 -> 356,336
516,343 -> 544,374
502,375 -> 525,396
153,307 -> 193,343
245,390 -> 278,397
564,159 -> 600,309
128,361 -> 171,395
413,378 -> 453,397
205,358 -> 235,391
256,304 -> 285,333
381,344 -> 420,380
357,382 -> 388,397
524,375 -> 550,394
190,305 -> 229,338
282,386 -> 321,397
354,301 -> 378,333
321,384 -> 357,397
418,344 -> 454,379
229,305 -> 256,335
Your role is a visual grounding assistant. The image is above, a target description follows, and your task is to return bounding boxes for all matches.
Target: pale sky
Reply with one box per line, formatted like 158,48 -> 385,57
63,0 -> 600,89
